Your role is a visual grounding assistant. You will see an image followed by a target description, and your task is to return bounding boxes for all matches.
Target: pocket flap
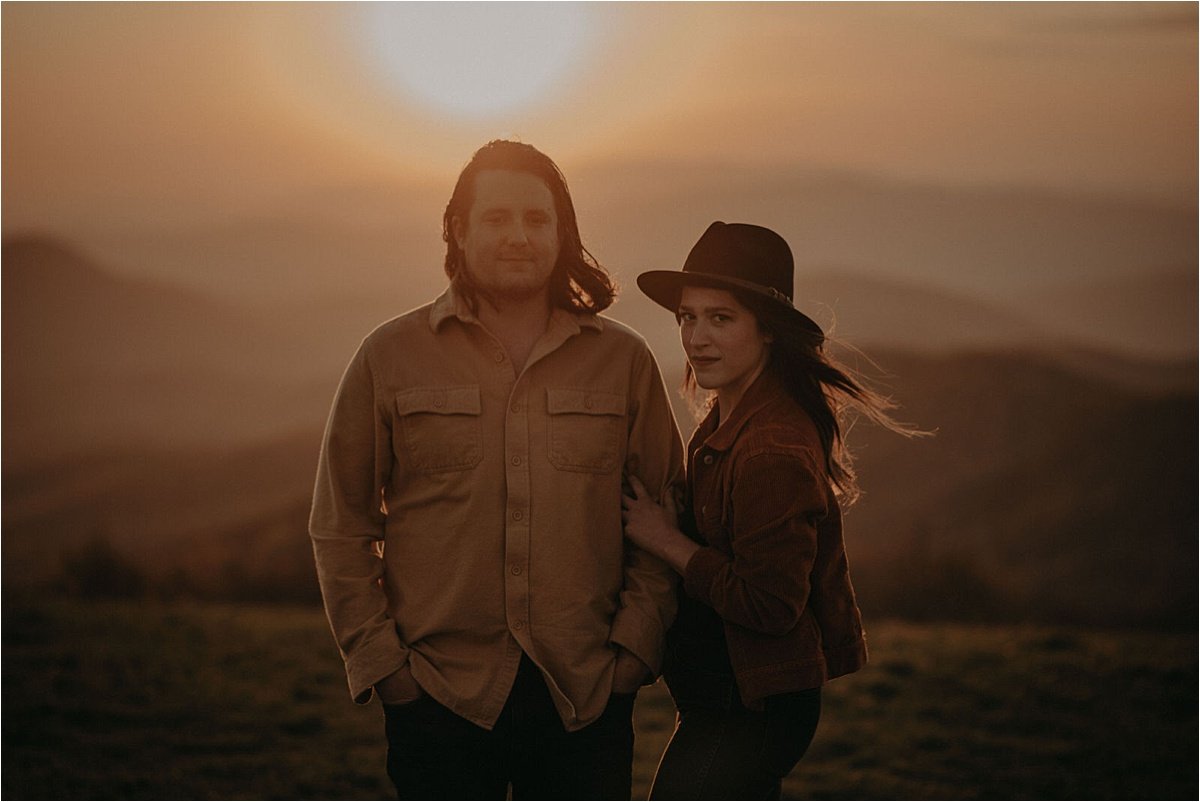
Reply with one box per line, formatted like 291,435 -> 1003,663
396,385 -> 482,416
545,388 -> 625,416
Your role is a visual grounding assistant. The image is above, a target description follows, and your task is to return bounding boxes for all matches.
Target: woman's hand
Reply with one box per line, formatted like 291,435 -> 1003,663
621,476 -> 699,575
621,476 -> 677,550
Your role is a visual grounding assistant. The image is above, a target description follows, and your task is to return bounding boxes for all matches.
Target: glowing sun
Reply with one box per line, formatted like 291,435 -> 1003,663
363,4 -> 598,119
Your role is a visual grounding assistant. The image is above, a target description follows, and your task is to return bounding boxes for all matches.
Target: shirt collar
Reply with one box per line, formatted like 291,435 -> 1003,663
697,368 -> 786,453
428,283 -> 604,335
428,283 -> 475,331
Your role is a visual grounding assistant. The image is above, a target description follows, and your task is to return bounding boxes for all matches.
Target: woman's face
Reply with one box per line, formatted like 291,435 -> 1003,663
677,285 -> 772,406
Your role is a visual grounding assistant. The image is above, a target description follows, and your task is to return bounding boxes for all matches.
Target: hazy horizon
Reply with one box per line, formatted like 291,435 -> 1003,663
5,3 -> 1195,365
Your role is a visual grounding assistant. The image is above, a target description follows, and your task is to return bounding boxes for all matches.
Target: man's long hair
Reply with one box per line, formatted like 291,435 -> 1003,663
442,140 -> 616,314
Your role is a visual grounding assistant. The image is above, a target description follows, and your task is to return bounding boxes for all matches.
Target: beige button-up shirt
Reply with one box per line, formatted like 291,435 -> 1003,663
310,284 -> 684,731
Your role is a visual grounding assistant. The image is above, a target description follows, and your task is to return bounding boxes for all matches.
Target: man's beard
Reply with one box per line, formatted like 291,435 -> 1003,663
470,265 -> 556,309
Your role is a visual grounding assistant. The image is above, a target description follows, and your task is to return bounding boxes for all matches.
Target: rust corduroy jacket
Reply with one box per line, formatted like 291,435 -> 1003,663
681,369 -> 868,703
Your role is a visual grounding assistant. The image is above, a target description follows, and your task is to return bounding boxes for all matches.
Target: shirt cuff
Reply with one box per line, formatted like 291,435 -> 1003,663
609,605 -> 667,678
344,632 -> 410,704
682,546 -> 729,608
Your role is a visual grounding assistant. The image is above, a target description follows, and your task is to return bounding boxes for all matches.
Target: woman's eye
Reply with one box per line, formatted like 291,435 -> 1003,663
713,315 -> 730,323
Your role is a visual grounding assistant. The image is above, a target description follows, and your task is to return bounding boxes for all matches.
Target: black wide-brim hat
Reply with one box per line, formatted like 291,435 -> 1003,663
636,221 -> 823,339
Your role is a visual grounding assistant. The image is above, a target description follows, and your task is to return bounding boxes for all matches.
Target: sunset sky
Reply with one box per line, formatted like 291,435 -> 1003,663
4,2 -> 1195,240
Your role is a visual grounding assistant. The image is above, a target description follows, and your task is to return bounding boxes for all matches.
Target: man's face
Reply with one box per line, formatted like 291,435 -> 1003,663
454,169 -> 560,304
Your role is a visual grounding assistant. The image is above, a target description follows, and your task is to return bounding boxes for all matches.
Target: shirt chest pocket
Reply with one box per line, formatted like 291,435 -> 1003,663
546,388 -> 626,474
395,386 -> 483,474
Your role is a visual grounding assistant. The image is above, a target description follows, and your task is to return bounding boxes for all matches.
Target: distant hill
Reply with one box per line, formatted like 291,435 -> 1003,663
602,269 -> 1051,365
2,345 -> 1194,627
609,270 -> 1196,422
797,269 -> 1198,360
842,349 -> 1196,626
4,235 -> 264,374
3,235 -> 1194,625
1,429 -> 324,595
574,162 -> 1196,301
798,271 -> 1047,352
64,164 -> 1197,360
1,236 -> 343,463
19,233 -> 1189,467
1027,267 -> 1198,358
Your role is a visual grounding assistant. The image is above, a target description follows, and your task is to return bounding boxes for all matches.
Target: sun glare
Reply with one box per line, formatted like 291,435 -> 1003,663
362,4 -> 597,120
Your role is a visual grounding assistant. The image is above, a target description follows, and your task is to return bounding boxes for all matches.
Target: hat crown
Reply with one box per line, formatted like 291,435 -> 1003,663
683,222 -> 794,301
634,220 -> 824,340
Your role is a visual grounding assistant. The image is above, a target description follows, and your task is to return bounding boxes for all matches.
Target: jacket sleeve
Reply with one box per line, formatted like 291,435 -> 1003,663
682,448 -> 826,636
309,341 -> 408,703
608,343 -> 685,675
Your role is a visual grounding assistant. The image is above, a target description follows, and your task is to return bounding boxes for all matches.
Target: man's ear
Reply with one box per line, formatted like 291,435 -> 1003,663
452,216 -> 466,250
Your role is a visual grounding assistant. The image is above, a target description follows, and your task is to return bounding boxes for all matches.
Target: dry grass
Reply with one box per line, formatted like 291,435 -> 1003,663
3,598 -> 1194,799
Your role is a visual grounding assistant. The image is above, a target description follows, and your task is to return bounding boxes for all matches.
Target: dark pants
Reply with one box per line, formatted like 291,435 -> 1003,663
649,677 -> 821,800
383,654 -> 635,800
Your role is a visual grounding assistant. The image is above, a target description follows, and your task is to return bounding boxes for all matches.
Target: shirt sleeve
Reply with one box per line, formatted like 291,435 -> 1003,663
682,448 -> 827,637
608,344 -> 685,676
309,341 -> 409,703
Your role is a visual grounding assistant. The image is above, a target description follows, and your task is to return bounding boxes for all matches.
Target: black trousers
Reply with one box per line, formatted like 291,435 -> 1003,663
383,654 -> 635,800
649,676 -> 821,801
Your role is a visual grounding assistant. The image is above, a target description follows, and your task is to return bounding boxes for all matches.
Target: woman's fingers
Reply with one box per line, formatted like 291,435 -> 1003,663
622,477 -> 663,538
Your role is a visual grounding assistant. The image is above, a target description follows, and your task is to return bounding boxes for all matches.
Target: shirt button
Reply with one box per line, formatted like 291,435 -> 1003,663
511,565 -> 522,575
494,352 -> 505,363
584,395 -> 594,409
512,510 -> 523,521
510,403 -> 521,414
511,456 -> 522,466
434,399 -> 444,408
512,620 -> 524,631
703,454 -> 714,465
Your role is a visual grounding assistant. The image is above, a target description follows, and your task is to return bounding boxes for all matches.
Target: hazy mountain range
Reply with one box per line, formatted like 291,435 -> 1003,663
2,231 -> 1195,625
72,163 -> 1196,353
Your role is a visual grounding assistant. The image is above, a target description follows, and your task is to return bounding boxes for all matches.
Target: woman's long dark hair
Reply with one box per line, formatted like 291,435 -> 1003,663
684,289 -> 922,504
442,140 -> 616,314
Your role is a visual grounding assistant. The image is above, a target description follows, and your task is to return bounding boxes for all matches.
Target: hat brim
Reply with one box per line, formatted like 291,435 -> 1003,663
636,270 -> 824,339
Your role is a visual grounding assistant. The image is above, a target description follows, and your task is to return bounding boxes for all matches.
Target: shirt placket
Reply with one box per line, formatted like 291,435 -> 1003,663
693,448 -> 715,532
502,355 -> 532,650
470,312 -> 580,707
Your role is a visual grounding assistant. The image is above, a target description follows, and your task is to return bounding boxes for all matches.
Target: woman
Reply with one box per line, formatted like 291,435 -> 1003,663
622,222 -> 913,799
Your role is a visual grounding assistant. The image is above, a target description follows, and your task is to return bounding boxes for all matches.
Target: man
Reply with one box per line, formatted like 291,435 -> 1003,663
309,140 -> 684,799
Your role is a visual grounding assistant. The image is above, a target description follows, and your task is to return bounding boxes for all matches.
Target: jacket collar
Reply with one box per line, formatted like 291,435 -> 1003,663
696,368 -> 786,453
428,283 -> 603,335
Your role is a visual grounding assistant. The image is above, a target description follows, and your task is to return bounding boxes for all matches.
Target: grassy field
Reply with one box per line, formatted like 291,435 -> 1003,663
2,598 -> 1194,800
